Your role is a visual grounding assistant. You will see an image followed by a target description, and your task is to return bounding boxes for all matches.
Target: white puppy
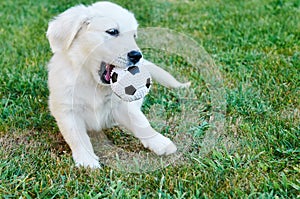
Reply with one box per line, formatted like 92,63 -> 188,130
47,1 -> 190,168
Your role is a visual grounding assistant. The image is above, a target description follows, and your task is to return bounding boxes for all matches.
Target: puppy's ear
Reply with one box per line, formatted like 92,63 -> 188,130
46,5 -> 89,53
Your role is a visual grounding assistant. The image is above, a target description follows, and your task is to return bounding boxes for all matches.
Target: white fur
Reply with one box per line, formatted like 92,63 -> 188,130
47,1 -> 189,168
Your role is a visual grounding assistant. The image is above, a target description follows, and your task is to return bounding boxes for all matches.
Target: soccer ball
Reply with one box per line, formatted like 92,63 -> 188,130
110,65 -> 152,102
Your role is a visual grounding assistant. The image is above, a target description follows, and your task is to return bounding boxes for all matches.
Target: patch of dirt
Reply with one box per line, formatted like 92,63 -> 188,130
0,130 -> 70,157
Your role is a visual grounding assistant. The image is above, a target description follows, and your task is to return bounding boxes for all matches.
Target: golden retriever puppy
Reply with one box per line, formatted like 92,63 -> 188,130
47,1 -> 189,168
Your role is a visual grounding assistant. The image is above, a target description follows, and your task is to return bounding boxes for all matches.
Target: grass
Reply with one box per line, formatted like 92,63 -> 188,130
0,0 -> 299,198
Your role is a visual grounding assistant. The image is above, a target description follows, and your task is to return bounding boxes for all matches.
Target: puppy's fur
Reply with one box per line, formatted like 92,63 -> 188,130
47,1 -> 190,168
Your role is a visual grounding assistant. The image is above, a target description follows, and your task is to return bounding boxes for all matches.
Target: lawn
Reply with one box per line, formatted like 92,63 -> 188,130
0,0 -> 299,198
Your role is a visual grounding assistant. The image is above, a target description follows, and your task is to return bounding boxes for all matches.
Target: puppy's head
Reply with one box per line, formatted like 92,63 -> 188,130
47,2 -> 142,85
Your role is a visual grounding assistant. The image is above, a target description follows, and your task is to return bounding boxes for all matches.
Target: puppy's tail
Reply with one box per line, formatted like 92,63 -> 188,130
143,59 -> 191,89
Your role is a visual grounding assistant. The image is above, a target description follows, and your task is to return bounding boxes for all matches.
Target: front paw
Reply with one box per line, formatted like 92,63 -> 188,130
72,151 -> 100,169
141,134 -> 177,155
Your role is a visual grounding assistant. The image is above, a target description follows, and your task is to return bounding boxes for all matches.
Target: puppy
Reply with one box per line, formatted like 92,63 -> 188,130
47,1 -> 190,168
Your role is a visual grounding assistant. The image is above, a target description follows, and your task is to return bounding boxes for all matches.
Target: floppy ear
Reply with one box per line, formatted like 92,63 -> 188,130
46,5 -> 89,53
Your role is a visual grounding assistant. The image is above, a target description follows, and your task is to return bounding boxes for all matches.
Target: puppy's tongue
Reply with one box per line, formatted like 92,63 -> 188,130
105,64 -> 114,81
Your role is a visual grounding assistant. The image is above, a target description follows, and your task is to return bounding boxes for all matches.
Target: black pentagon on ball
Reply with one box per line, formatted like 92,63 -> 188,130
146,78 -> 151,88
127,66 -> 140,75
111,72 -> 118,83
125,85 -> 137,95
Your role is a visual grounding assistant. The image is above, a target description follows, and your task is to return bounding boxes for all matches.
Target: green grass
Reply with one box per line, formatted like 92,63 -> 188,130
0,0 -> 299,198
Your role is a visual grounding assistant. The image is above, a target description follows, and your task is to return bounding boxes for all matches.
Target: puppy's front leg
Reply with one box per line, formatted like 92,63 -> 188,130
55,113 -> 100,168
143,59 -> 191,89
113,101 -> 177,155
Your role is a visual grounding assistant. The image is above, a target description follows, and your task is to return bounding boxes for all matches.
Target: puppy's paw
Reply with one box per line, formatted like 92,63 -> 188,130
141,134 -> 177,155
73,151 -> 100,169
179,81 -> 191,88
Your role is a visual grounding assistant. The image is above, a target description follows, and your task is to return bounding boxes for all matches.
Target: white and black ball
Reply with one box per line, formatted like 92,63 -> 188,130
110,65 -> 152,102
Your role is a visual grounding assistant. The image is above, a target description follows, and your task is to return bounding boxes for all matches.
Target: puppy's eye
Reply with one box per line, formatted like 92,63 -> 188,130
105,29 -> 119,36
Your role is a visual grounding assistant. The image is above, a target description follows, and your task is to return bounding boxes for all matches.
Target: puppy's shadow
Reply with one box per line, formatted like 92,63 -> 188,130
88,128 -> 148,156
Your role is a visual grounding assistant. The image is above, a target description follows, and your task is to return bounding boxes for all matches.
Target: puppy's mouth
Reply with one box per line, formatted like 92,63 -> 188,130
99,62 -> 115,84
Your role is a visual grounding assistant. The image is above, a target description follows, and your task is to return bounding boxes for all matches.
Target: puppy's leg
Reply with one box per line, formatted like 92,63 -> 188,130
55,113 -> 100,168
143,59 -> 191,88
113,101 -> 177,155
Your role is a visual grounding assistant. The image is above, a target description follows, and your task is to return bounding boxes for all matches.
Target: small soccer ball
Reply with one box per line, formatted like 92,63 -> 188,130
110,65 -> 152,102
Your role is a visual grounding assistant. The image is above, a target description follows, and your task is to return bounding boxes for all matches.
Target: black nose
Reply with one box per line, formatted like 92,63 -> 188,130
127,50 -> 142,64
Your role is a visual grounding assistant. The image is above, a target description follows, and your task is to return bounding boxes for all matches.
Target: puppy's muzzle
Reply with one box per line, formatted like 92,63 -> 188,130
128,50 -> 142,65
99,51 -> 142,84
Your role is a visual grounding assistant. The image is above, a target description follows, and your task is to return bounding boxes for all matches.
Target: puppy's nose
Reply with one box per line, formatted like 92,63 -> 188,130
127,50 -> 142,65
